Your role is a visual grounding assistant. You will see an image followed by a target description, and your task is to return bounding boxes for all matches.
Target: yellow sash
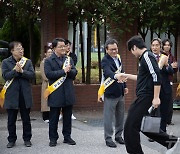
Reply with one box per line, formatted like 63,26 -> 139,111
0,57 -> 28,107
176,83 -> 180,96
44,56 -> 70,99
98,54 -> 122,101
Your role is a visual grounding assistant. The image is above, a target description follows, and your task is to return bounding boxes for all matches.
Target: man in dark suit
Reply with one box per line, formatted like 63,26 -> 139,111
151,38 -> 174,132
1,41 -> 35,148
98,39 -> 128,148
44,38 -> 77,147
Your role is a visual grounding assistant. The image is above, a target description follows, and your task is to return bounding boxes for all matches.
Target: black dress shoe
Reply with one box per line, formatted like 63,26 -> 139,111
106,141 -> 117,148
148,138 -> 154,142
7,142 -> 15,148
63,138 -> 76,145
167,122 -> 174,126
49,141 -> 57,147
115,137 -> 125,144
24,141 -> 32,147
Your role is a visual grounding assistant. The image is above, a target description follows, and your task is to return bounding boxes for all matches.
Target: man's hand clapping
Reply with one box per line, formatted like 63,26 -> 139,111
159,55 -> 169,69
64,64 -> 72,73
15,62 -> 23,73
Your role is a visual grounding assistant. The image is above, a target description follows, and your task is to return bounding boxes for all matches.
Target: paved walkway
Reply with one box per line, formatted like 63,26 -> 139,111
0,109 -> 180,154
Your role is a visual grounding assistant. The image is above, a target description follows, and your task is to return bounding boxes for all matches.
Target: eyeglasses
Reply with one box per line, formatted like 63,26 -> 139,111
56,45 -> 66,49
15,47 -> 24,51
108,48 -> 118,52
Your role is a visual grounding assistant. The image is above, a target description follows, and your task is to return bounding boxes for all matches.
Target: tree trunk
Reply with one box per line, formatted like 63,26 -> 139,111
104,20 -> 107,54
72,21 -> 77,54
86,23 -> 92,84
28,19 -> 36,84
79,21 -> 85,83
168,29 -> 171,39
150,29 -> 153,41
97,24 -> 101,82
11,6 -> 17,40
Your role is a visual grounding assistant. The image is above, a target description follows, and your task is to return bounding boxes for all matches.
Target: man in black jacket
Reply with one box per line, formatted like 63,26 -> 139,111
1,41 -> 35,148
123,35 -> 179,154
44,38 -> 77,147
99,39 -> 128,148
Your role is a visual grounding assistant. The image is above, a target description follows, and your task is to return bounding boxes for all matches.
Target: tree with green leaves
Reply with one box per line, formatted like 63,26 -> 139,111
0,0 -> 53,66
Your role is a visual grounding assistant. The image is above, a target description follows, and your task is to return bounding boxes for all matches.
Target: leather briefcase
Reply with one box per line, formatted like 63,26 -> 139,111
141,115 -> 161,133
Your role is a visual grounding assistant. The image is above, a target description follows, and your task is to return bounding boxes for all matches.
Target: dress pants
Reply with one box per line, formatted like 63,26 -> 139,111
49,105 -> 72,142
167,86 -> 173,124
7,95 -> 31,143
124,95 -> 178,154
160,91 -> 171,132
104,96 -> 124,142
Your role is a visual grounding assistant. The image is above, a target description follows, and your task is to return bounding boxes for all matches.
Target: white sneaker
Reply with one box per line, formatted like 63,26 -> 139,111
71,114 -> 76,120
166,138 -> 180,154
59,114 -> 63,120
44,120 -> 49,123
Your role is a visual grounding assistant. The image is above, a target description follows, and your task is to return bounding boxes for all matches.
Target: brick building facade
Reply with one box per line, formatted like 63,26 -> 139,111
40,0 -> 68,58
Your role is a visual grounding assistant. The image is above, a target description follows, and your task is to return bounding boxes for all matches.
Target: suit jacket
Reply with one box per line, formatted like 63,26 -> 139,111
101,54 -> 126,98
1,56 -> 35,109
160,64 -> 174,95
44,53 -> 77,107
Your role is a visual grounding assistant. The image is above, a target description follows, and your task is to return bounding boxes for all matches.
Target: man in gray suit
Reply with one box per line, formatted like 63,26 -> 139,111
1,41 -> 35,148
99,39 -> 128,148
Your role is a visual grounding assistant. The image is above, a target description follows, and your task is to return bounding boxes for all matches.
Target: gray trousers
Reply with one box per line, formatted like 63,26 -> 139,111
104,96 -> 125,142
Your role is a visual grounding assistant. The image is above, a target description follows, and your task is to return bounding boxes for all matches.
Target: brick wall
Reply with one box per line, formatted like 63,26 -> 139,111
40,0 -> 68,59
31,84 -> 104,111
0,84 -> 179,113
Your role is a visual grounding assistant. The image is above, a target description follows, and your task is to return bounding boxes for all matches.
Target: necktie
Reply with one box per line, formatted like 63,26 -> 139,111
156,55 -> 160,62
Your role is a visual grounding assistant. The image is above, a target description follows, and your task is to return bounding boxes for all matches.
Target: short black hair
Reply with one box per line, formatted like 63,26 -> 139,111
52,38 -> 65,48
162,38 -> 173,49
127,35 -> 146,51
64,39 -> 72,45
105,39 -> 118,50
9,41 -> 22,51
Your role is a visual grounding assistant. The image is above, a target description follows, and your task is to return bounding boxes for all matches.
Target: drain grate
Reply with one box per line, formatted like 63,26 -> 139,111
81,118 -> 104,127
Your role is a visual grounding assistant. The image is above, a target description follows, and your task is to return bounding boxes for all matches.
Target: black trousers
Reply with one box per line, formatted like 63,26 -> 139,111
160,91 -> 172,132
6,96 -> 32,143
167,96 -> 173,124
124,95 -> 178,154
49,105 -> 72,142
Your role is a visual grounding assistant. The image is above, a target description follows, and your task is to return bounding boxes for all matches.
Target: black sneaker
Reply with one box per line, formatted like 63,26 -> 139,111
24,141 -> 32,147
148,138 -> 154,142
49,141 -> 57,147
63,138 -> 76,145
7,142 -> 15,148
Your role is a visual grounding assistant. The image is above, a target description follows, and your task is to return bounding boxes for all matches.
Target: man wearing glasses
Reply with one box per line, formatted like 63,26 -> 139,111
44,38 -> 77,147
98,39 -> 128,148
1,41 -> 35,148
